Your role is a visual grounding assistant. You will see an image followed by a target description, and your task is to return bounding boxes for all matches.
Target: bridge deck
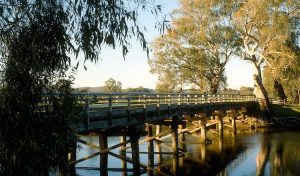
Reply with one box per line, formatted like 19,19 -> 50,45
74,93 -> 256,132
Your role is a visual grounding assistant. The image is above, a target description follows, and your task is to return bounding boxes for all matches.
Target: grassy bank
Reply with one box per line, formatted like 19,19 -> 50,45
272,104 -> 300,117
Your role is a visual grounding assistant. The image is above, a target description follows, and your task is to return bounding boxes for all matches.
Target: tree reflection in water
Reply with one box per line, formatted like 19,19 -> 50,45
156,131 -> 300,176
76,131 -> 300,176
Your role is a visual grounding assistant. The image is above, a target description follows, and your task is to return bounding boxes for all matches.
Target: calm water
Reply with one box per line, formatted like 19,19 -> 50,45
75,130 -> 300,176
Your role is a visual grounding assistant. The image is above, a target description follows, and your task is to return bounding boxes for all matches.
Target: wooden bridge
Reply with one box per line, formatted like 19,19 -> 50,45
69,93 -> 257,175
75,93 -> 255,132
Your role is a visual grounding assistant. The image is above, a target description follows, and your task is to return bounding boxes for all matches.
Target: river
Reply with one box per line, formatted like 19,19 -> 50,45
75,130 -> 300,176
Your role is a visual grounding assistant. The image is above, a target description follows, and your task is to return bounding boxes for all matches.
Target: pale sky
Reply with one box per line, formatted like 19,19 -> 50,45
72,1 -> 254,90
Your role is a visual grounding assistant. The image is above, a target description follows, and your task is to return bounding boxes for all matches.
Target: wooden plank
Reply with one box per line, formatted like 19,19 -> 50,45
73,138 -> 132,164
206,121 -> 218,127
224,123 -> 234,129
76,167 -> 136,172
120,129 -> 171,151
126,151 -> 176,155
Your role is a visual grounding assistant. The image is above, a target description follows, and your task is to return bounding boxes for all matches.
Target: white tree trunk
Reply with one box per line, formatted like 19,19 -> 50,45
253,64 -> 273,120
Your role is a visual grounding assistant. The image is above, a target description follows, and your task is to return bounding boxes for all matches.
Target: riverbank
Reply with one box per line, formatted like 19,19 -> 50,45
272,104 -> 300,117
239,104 -> 300,130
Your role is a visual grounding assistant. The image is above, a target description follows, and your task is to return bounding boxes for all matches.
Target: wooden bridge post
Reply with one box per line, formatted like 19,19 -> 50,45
227,110 -> 237,131
156,95 -> 160,120
67,139 -> 77,175
143,94 -> 147,121
171,116 -> 179,156
171,116 -> 179,175
84,99 -> 90,129
187,95 -> 191,114
215,113 -> 223,136
146,124 -> 154,176
178,95 -> 182,115
127,94 -> 131,122
199,116 -> 207,143
129,127 -> 141,175
99,133 -> 108,176
195,95 -> 198,112
178,122 -> 186,142
119,135 -> 127,176
156,125 -> 161,139
108,94 -> 113,126
168,94 -> 172,117
232,115 -> 237,131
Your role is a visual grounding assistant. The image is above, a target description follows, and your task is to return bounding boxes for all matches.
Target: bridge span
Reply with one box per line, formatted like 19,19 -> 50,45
75,93 -> 255,132
69,93 -> 257,175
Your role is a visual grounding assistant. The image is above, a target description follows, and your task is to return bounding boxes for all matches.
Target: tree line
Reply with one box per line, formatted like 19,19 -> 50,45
101,78 -> 253,95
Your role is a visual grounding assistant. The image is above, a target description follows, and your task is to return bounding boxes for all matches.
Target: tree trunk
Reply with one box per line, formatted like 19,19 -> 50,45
210,84 -> 218,94
273,80 -> 287,103
299,90 -> 300,104
210,76 -> 220,94
293,89 -> 300,104
253,65 -> 273,121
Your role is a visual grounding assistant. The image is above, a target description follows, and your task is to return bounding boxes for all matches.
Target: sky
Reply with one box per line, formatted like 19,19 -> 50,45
72,1 -> 254,90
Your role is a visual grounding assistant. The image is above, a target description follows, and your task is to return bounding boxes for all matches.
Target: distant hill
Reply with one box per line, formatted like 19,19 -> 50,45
74,86 -> 155,93
74,86 -> 105,93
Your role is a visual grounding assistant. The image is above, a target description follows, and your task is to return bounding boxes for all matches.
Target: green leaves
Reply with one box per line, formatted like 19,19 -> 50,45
0,0 -> 164,174
104,78 -> 122,92
149,0 -> 238,93
0,0 -> 163,63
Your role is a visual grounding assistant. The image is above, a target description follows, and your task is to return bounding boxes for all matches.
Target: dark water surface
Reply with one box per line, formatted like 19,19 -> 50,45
75,130 -> 300,176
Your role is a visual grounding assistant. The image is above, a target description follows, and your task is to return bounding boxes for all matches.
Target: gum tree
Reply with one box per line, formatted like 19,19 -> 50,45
149,0 -> 239,93
232,0 -> 299,119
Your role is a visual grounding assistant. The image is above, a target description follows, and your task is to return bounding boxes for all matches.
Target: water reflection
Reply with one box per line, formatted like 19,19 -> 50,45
76,131 -> 300,176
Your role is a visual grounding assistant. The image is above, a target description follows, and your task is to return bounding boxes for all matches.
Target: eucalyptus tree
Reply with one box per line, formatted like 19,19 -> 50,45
263,15 -> 300,104
232,0 -> 299,119
104,78 -> 122,92
0,0 -> 162,175
276,10 -> 300,104
149,0 -> 239,94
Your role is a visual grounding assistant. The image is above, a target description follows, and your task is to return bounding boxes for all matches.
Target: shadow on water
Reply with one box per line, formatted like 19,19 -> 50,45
76,130 -> 300,176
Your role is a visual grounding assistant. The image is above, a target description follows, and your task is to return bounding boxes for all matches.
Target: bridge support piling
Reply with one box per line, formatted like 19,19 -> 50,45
119,135 -> 127,176
199,117 -> 207,143
156,125 -> 161,139
171,116 -> 179,175
216,116 -> 223,136
99,133 -> 108,176
129,127 -> 141,175
178,123 -> 186,142
232,115 -> 237,131
171,116 -> 179,156
67,139 -> 77,175
146,124 -> 154,176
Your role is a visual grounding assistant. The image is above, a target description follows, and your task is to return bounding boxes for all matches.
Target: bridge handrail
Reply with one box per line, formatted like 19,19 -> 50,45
76,93 -> 256,109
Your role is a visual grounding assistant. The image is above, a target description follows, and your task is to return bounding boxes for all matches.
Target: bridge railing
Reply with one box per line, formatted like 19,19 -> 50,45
74,93 -> 256,110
